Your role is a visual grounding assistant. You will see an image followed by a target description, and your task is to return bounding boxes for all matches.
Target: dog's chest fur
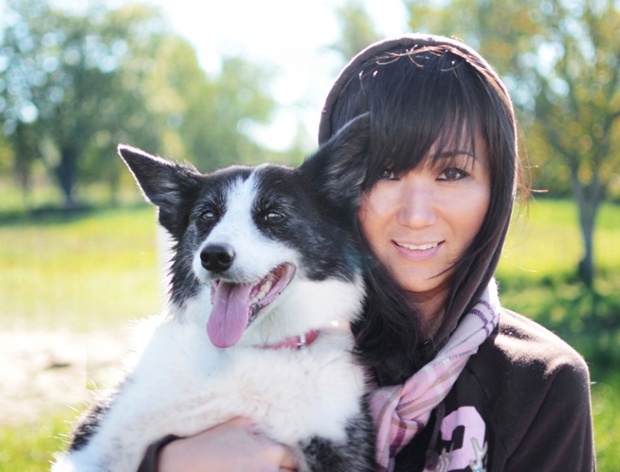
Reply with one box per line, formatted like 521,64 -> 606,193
115,307 -> 366,444
64,306 -> 367,471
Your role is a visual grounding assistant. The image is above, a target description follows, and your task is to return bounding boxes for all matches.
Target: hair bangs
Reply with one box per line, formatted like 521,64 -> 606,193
356,48 -> 485,188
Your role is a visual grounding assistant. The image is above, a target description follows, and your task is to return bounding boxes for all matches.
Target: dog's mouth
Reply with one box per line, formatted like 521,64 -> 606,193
207,263 -> 296,348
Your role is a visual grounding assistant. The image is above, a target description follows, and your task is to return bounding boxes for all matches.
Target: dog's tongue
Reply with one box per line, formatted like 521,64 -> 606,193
207,281 -> 254,348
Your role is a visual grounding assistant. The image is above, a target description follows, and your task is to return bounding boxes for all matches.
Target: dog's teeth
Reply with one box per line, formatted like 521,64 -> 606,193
250,279 -> 273,305
258,280 -> 272,299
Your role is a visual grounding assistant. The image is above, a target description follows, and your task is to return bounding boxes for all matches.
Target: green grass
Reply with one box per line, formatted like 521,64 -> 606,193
498,198 -> 620,278
0,196 -> 618,470
0,411 -> 80,471
591,375 -> 620,471
0,205 -> 163,331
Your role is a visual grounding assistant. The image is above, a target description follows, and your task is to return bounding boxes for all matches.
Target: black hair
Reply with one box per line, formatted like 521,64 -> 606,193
322,36 -> 519,385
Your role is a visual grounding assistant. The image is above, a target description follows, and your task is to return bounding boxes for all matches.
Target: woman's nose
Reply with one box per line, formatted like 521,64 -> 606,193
397,182 -> 437,228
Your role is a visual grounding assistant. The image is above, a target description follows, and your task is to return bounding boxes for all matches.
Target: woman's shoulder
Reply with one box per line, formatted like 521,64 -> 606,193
456,310 -> 595,469
491,308 -> 588,374
467,307 -> 591,400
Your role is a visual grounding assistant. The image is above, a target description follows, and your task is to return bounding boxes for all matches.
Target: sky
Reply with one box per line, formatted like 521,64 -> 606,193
144,0 -> 411,151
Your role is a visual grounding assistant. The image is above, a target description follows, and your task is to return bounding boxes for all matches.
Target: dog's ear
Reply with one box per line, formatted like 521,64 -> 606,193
299,113 -> 369,212
118,145 -> 202,238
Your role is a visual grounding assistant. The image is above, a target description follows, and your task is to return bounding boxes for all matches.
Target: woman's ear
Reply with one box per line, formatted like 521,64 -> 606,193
299,113 -> 370,211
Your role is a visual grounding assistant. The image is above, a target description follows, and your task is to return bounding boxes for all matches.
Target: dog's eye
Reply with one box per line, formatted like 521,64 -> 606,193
200,210 -> 217,221
265,210 -> 284,222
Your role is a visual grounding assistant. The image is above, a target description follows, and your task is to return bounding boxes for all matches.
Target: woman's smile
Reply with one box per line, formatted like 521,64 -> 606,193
393,240 -> 443,261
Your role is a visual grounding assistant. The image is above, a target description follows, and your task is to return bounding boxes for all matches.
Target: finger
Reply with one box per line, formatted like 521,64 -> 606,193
277,444 -> 298,470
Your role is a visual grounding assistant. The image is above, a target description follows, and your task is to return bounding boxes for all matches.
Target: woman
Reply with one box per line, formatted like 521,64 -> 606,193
143,34 -> 595,471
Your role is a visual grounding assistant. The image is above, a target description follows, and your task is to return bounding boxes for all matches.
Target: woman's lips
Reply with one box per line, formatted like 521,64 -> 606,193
393,240 -> 443,261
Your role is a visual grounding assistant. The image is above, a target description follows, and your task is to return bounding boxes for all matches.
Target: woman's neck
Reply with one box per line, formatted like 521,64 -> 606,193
405,287 -> 447,341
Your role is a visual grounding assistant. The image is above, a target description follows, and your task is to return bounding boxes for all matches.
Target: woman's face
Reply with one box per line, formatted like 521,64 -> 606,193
358,136 -> 491,309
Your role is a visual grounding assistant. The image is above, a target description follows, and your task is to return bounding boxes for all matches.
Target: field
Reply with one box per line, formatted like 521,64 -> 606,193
0,198 -> 618,470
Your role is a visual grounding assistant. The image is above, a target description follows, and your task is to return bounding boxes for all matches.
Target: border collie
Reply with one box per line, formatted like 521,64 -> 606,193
52,115 -> 376,471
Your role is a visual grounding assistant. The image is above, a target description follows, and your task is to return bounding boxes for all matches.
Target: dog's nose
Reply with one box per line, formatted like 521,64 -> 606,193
201,243 -> 235,273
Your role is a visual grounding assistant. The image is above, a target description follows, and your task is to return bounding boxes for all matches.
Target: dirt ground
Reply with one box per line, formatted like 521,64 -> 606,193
0,329 -> 129,426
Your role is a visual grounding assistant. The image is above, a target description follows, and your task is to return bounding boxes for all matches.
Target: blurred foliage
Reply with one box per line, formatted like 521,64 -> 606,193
329,0 -> 381,62
0,0 -> 277,208
403,0 -> 620,285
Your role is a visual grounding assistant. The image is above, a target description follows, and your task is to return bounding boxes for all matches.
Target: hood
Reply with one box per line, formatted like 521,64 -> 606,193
318,33 -> 516,349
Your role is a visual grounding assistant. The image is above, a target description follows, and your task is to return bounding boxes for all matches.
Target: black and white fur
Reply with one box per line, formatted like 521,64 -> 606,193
52,115 -> 376,471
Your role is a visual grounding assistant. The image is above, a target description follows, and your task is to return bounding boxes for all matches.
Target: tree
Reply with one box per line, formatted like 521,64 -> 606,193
403,0 -> 620,286
1,1 -> 278,207
329,0 -> 382,62
0,0 -> 166,207
122,32 -> 277,173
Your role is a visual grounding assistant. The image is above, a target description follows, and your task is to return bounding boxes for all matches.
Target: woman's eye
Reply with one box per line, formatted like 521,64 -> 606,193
379,168 -> 397,180
438,168 -> 468,181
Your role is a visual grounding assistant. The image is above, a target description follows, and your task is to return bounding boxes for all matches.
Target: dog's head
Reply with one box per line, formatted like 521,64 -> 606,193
119,114 -> 369,348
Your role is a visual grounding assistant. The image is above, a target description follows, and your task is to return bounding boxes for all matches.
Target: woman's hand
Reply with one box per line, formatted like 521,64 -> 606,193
157,417 -> 298,472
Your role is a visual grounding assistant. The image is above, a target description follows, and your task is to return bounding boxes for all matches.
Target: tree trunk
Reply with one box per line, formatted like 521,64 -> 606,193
577,201 -> 596,287
55,146 -> 79,209
574,178 -> 603,288
108,164 -> 120,207
12,122 -> 36,210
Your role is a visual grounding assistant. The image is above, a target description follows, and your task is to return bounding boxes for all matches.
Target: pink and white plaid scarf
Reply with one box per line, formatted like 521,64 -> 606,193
369,279 -> 500,472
